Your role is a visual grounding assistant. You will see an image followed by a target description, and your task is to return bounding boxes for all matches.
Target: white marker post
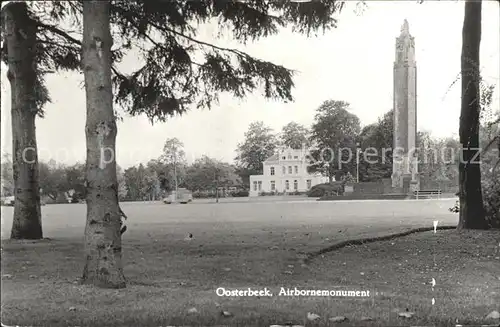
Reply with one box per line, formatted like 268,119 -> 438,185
431,221 -> 439,306
431,278 -> 436,305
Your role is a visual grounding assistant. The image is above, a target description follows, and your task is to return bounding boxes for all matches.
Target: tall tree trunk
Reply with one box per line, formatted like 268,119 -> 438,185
458,0 -> 488,230
81,1 -> 126,288
2,2 -> 43,239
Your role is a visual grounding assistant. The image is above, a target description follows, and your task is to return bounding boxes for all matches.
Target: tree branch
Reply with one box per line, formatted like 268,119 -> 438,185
35,21 -> 128,80
36,21 -> 82,46
112,5 -> 294,73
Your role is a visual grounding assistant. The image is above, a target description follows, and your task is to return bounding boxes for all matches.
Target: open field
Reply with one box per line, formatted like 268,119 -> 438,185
1,199 -> 499,326
1,198 -> 458,241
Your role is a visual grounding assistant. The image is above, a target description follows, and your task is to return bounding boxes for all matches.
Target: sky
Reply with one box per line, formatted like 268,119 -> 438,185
1,1 -> 499,169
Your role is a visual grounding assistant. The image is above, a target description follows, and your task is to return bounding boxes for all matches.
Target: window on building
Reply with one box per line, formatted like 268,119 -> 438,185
285,180 -> 290,190
294,166 -> 298,174
294,156 -> 298,159
288,166 -> 292,174
282,156 -> 286,160
307,180 -> 312,189
270,167 -> 275,175
253,181 -> 258,191
287,154 -> 292,159
271,181 -> 275,191
282,166 -> 286,174
258,181 -> 262,191
294,180 -> 298,190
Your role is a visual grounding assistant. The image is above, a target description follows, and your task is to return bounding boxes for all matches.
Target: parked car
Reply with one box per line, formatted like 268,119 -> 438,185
163,188 -> 193,204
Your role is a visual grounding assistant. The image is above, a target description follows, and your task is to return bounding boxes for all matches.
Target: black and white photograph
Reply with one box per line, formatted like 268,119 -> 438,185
0,0 -> 499,326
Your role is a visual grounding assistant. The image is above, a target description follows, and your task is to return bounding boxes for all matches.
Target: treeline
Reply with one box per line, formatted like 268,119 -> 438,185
0,150 -> 247,202
2,100 -> 497,203
234,100 -> 498,185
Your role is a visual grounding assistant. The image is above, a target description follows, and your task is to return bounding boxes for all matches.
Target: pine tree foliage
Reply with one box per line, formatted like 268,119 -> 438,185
3,0 -> 345,122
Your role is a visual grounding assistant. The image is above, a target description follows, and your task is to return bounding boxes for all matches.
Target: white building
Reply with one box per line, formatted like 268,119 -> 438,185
249,147 -> 329,196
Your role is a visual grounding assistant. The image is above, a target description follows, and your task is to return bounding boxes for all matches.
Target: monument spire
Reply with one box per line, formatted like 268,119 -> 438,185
401,19 -> 410,36
392,19 -> 419,193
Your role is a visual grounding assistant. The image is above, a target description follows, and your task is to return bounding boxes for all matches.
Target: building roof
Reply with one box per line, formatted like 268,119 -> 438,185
264,154 -> 279,162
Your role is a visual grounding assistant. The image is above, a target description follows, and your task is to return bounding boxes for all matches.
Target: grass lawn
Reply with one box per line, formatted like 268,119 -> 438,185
1,199 -> 499,326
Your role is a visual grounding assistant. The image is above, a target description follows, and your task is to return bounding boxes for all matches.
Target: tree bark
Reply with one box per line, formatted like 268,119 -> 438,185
81,0 -> 126,288
2,2 -> 43,239
458,0 -> 488,230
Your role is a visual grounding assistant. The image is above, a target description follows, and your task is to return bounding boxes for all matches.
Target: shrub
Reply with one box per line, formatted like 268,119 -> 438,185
307,182 -> 345,197
448,175 -> 500,229
231,190 -> 249,197
307,184 -> 329,197
260,191 -> 293,196
192,191 -> 216,199
482,175 -> 500,228
449,200 -> 459,213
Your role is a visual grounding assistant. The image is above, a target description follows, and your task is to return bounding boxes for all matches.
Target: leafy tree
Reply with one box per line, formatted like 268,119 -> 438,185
309,100 -> 361,182
141,170 -> 160,201
480,123 -> 499,178
458,0 -> 487,229
478,82 -> 499,228
280,122 -> 310,149
417,132 -> 460,189
65,163 -> 88,201
15,0 -> 346,287
224,164 -> 243,189
38,161 -> 67,201
144,159 -> 168,196
358,110 -> 393,182
235,121 -> 277,183
0,153 -> 14,197
479,82 -> 499,179
210,161 -> 238,202
123,163 -> 156,200
160,138 -> 187,192
116,165 -> 128,200
185,157 -> 213,192
123,166 -> 141,200
357,124 -> 380,182
161,138 -> 185,165
441,137 -> 461,182
185,156 -> 241,200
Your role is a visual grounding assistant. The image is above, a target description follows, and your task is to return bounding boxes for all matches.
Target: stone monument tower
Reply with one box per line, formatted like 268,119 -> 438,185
391,20 -> 420,193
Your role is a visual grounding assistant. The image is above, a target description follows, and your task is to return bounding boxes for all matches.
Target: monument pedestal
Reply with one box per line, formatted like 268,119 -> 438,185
391,171 -> 420,195
402,174 -> 412,194
410,174 -> 420,193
